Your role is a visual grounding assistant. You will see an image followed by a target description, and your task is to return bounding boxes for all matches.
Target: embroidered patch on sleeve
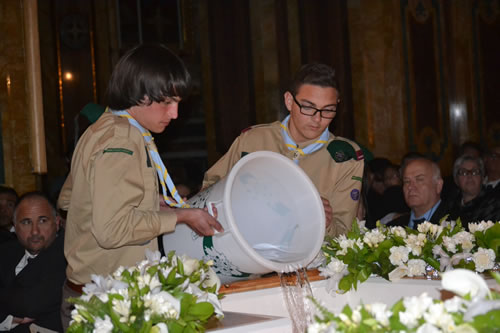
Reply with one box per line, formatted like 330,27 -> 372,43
350,189 -> 360,201
351,176 -> 363,182
103,148 -> 133,155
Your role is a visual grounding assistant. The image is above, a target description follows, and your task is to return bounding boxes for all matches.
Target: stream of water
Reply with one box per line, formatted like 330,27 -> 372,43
278,268 -> 315,333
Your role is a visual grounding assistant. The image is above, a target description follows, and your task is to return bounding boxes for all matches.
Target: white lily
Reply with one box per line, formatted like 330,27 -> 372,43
441,269 -> 491,302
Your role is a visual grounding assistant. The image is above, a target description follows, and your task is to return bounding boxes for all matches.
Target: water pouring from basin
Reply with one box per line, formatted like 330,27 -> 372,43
162,151 -> 325,283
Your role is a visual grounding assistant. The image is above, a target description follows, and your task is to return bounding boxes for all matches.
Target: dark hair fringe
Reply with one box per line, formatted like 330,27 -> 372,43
107,44 -> 191,110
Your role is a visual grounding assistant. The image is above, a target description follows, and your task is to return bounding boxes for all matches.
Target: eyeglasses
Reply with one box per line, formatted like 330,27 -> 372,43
292,95 -> 338,119
457,169 -> 482,177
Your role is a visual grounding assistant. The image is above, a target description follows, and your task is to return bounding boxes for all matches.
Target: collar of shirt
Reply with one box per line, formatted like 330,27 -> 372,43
409,200 -> 441,229
15,250 -> 38,275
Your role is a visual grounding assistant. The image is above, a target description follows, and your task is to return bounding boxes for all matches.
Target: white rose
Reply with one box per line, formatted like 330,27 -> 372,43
472,248 -> 496,273
407,259 -> 426,277
180,255 -> 200,276
391,226 -> 407,238
389,246 -> 410,266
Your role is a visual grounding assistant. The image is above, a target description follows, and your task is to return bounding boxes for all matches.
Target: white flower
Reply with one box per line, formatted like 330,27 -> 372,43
70,307 -> 86,324
405,233 -> 426,256
400,293 -> 433,328
137,273 -> 162,292
366,303 -> 392,326
351,308 -> 362,324
407,259 -> 427,277
417,221 -> 434,234
441,269 -> 491,302
472,248 -> 495,272
319,258 -> 348,282
452,231 -> 475,252
112,298 -> 131,322
145,249 -> 162,263
423,302 -> 456,331
144,291 -> 180,319
389,246 -> 410,266
442,236 -> 457,253
151,323 -> 169,333
391,226 -> 407,238
468,220 -> 494,233
112,266 -> 126,279
443,296 -> 466,313
307,322 -> 338,333
93,315 -> 113,333
363,229 -> 386,248
180,255 -> 201,276
337,313 -> 351,325
415,322 -> 441,333
202,267 -> 221,291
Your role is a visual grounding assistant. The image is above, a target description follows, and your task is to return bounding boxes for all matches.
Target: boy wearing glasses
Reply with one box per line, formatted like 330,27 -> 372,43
202,63 -> 365,237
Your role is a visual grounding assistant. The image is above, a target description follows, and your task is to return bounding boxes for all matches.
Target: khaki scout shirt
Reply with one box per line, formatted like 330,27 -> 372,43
202,121 -> 364,237
58,112 -> 177,284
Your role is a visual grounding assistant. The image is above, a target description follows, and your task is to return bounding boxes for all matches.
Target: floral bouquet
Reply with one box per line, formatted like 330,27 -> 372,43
67,250 -> 223,333
308,269 -> 500,332
320,219 -> 499,293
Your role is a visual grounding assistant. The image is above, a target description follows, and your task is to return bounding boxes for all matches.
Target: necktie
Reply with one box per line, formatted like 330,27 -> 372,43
280,115 -> 329,164
111,110 -> 188,208
410,218 -> 426,229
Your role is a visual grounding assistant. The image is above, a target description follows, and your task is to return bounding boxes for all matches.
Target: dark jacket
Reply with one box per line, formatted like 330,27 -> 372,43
447,186 -> 500,225
0,232 -> 66,332
387,200 -> 450,229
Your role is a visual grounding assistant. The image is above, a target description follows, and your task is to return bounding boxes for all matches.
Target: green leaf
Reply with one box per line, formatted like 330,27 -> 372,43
186,302 -> 215,321
358,267 -> 371,282
424,256 -> 440,271
470,309 -> 500,332
339,275 -> 353,292
177,257 -> 185,275
167,321 -> 185,333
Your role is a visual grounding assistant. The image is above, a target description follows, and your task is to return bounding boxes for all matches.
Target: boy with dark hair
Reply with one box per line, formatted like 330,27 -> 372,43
58,44 -> 222,330
203,63 -> 365,237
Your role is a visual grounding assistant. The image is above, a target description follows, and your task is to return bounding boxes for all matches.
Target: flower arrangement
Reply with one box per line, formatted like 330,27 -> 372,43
308,269 -> 500,333
67,250 -> 223,333
320,219 -> 499,293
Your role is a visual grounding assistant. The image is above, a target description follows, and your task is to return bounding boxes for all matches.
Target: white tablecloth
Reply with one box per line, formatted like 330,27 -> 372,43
215,276 -> 498,332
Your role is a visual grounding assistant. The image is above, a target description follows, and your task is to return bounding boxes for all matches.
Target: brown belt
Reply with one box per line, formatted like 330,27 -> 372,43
66,280 -> 84,294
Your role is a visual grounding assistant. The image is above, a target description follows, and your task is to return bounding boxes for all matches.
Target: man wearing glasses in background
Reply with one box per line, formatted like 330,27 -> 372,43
202,63 -> 365,237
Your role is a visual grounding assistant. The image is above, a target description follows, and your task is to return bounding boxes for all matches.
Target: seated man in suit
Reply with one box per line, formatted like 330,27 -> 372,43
0,192 -> 66,332
388,157 -> 448,228
0,186 -> 18,244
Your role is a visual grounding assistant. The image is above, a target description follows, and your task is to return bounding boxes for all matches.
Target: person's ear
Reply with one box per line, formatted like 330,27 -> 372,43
284,91 -> 293,112
436,178 -> 444,194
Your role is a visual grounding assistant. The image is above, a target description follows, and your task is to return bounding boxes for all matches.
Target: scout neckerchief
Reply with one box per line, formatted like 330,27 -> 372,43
111,109 -> 188,208
280,115 -> 330,164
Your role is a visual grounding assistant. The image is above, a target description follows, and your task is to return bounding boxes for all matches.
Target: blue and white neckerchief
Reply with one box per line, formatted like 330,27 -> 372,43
111,109 -> 188,208
409,200 -> 441,229
279,115 -> 330,164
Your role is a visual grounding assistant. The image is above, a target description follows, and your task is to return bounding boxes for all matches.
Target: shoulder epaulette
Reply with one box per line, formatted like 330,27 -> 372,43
241,123 -> 270,133
327,138 -> 365,163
